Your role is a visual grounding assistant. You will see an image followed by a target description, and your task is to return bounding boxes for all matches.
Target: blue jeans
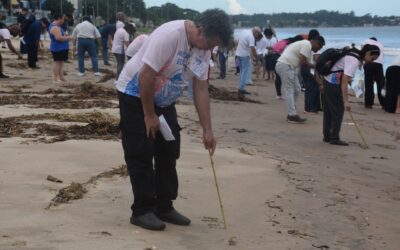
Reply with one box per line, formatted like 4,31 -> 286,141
219,53 -> 226,79
101,38 -> 109,64
77,38 -> 99,73
238,56 -> 250,90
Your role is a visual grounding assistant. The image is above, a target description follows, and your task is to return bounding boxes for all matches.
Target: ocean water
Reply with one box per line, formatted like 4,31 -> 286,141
235,26 -> 400,69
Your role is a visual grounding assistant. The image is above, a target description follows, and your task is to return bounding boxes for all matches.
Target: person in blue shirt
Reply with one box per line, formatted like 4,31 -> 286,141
24,17 -> 49,69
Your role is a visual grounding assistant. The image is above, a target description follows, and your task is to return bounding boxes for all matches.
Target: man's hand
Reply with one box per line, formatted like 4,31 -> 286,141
203,130 -> 217,155
144,113 -> 160,139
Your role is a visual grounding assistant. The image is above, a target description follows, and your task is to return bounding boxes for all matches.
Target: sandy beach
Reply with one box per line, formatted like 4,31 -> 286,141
0,40 -> 399,250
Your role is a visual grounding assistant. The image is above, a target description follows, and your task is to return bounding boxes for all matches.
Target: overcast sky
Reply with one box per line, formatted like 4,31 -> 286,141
144,0 -> 400,16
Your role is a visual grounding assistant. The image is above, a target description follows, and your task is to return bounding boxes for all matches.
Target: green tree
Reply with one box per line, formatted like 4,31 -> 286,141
43,0 -> 75,16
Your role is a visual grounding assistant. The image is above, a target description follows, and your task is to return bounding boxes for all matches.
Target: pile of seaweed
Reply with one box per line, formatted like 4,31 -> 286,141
0,111 -> 120,143
0,82 -> 117,109
208,85 -> 261,103
46,165 -> 128,209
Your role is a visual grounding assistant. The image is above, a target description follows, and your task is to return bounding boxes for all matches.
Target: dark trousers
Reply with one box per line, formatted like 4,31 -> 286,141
27,43 -> 38,68
219,53 -> 226,79
101,38 -> 109,64
384,66 -> 400,113
118,92 -> 181,217
364,62 -> 385,107
323,80 -> 344,142
302,66 -> 320,112
114,53 -> 125,79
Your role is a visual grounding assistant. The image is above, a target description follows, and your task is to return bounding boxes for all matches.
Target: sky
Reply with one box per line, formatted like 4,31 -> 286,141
144,0 -> 400,16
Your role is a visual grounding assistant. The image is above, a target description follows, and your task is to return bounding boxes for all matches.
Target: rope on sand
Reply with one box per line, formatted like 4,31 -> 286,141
348,110 -> 369,149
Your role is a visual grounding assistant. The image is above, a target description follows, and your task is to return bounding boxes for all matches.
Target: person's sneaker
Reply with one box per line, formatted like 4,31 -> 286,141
276,96 -> 284,100
330,140 -> 349,146
94,72 -> 102,76
287,115 -> 306,124
130,212 -> 166,231
238,89 -> 251,95
0,72 -> 9,78
155,209 -> 191,226
323,138 -> 330,143
104,63 -> 112,66
77,72 -> 85,77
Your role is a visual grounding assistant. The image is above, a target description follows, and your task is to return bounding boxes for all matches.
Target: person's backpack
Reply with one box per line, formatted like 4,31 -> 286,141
316,47 -> 360,76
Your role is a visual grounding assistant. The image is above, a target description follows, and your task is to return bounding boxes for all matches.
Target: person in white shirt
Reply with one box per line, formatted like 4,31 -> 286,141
263,28 -> 278,81
322,44 -> 380,145
126,34 -> 148,61
116,9 -> 232,231
275,36 -> 325,123
255,35 -> 268,79
71,16 -> 102,76
235,27 -> 262,95
0,25 -> 23,78
362,37 -> 385,108
112,23 -> 135,79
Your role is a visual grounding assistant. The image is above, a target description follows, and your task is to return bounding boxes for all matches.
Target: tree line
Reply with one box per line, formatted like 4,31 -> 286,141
16,1 -> 400,27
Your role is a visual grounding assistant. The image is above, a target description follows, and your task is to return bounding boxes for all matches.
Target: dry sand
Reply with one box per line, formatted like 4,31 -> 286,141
0,40 -> 400,250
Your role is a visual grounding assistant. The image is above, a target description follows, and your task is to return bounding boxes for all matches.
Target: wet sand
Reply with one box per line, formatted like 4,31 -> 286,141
0,41 -> 399,250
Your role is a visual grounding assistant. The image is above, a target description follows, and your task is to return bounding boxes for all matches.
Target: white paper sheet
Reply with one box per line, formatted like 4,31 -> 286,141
159,115 -> 175,141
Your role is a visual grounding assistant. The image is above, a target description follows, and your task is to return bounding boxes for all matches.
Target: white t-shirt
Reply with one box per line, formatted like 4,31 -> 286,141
362,39 -> 384,64
116,20 -> 125,30
115,20 -> 210,108
266,37 -> 278,49
0,28 -> 11,40
71,21 -> 101,39
324,55 -> 360,84
255,36 -> 268,55
278,40 -> 312,68
235,30 -> 255,57
126,34 -> 148,58
112,28 -> 130,54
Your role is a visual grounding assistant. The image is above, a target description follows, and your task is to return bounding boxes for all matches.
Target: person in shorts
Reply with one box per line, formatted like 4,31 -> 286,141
49,14 -> 70,83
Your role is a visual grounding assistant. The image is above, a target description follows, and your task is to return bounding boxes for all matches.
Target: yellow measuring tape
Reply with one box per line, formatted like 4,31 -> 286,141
208,150 -> 227,230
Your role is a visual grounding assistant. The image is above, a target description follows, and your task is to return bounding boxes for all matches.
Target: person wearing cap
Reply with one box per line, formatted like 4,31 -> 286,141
112,22 -> 136,79
322,44 -> 380,145
362,37 -> 385,109
275,35 -> 325,123
235,27 -> 262,95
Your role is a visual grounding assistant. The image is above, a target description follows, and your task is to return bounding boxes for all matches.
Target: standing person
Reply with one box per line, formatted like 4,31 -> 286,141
17,8 -> 29,54
24,17 -> 49,69
302,29 -> 321,113
264,28 -> 278,81
112,23 -> 135,79
322,45 -> 380,145
0,24 -> 23,78
49,14 -> 70,83
275,36 -> 325,123
235,27 -> 262,95
255,33 -> 268,79
115,9 -> 232,231
126,34 -> 148,60
363,37 -> 385,109
216,46 -> 228,79
71,16 -> 102,76
100,22 -> 116,66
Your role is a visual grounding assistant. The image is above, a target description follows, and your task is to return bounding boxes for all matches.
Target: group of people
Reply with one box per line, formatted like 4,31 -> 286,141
0,7 -> 399,233
233,26 -> 399,146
